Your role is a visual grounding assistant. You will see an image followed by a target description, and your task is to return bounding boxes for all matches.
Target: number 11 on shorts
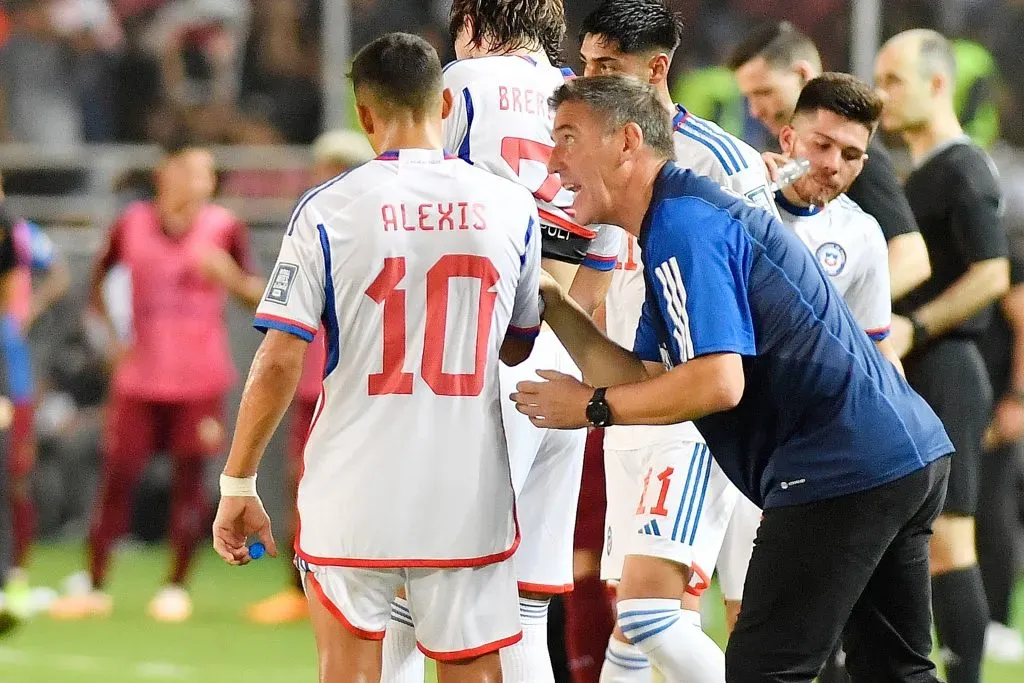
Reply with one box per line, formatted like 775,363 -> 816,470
636,466 -> 674,517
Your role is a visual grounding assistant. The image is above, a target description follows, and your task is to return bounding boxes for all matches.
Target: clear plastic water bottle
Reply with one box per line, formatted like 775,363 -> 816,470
769,158 -> 811,193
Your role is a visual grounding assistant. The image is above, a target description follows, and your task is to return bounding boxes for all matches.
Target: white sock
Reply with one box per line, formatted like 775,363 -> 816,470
600,635 -> 652,682
618,598 -> 724,683
500,597 -> 555,683
380,597 -> 425,683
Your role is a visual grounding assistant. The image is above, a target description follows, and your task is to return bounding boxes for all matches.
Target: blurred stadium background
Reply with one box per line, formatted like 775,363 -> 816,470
0,0 -> 1022,681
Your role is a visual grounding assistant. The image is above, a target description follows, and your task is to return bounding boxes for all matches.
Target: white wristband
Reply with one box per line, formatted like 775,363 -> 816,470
220,473 -> 258,497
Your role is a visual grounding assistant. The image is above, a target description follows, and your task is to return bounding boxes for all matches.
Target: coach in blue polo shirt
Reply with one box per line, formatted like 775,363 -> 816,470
512,75 -> 952,682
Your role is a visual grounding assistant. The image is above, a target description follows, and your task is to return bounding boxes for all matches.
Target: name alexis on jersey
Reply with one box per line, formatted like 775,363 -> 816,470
381,202 -> 488,232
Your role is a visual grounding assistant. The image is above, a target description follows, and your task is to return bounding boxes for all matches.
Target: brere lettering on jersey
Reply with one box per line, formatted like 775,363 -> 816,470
381,202 -> 488,232
498,86 -> 550,118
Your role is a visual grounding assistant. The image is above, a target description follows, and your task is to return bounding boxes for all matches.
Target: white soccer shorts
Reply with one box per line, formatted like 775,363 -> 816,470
601,440 -> 739,596
296,557 -> 521,660
716,495 -> 762,602
499,328 -> 587,593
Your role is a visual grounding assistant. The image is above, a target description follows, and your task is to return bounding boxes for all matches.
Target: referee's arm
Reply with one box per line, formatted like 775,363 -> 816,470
847,145 -> 930,301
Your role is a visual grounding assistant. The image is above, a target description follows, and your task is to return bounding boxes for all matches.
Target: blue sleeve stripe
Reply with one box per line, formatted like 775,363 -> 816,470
521,216 -> 534,267
508,324 -> 541,340
253,317 -> 316,342
560,66 -> 576,79
317,224 -> 341,377
675,126 -> 737,175
582,253 -> 618,271
868,327 -> 891,342
687,117 -> 748,171
457,88 -> 475,161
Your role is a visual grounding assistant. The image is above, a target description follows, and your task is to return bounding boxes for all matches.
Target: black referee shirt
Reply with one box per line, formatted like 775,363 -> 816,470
847,138 -> 920,242
895,139 -> 1007,337
978,234 -> 1024,397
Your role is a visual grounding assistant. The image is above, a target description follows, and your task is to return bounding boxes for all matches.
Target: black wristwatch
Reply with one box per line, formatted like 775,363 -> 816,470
586,387 -> 613,428
909,313 -> 931,350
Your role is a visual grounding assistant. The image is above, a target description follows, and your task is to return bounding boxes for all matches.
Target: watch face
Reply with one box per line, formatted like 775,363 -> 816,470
587,399 -> 611,427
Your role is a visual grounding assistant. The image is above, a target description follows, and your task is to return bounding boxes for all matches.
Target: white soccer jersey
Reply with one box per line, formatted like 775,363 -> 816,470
254,148 -> 542,566
776,192 -> 892,340
443,54 -> 620,271
604,107 -> 775,451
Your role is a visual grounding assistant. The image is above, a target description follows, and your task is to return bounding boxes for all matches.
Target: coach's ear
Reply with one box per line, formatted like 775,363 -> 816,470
441,87 -> 453,119
622,121 -> 644,157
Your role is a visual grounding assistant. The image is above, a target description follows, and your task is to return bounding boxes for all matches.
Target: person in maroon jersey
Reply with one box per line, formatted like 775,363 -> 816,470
245,130 -> 374,626
49,142 -> 264,622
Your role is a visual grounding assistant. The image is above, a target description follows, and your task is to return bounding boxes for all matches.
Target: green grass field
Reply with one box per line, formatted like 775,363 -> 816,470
1,543 -> 1022,682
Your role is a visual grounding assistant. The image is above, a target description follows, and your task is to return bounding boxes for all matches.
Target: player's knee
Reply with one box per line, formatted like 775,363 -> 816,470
617,554 -> 690,601
573,549 -> 601,581
518,588 -> 551,602
434,652 -> 502,682
930,514 -> 978,573
724,599 -> 742,635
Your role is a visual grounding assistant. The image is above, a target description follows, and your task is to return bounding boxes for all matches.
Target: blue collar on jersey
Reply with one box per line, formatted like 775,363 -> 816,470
672,104 -> 689,130
774,190 -> 821,217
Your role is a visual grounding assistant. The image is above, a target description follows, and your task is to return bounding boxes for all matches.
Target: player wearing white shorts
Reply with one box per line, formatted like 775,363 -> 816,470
379,4 -> 621,683
579,2 -> 778,681
212,34 -> 543,683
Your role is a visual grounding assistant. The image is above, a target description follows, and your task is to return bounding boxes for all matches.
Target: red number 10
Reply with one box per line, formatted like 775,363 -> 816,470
365,254 -> 499,397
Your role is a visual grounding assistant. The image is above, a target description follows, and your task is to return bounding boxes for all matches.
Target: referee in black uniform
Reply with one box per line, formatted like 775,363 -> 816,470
877,29 -> 1010,683
728,20 -> 931,301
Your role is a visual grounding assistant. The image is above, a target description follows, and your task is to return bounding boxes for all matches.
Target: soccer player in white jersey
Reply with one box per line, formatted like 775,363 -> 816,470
577,2 -> 775,681
774,73 -> 903,369
379,3 -> 621,683
211,33 -> 543,683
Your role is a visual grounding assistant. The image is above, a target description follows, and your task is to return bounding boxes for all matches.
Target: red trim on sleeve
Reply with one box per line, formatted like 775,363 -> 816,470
255,314 -> 318,336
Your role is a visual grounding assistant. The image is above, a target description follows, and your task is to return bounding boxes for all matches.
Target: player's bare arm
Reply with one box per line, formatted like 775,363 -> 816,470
987,282 -> 1024,447
88,227 -> 126,362
213,330 -> 307,566
538,271 -> 647,387
512,352 -> 744,429
874,337 -> 905,376
566,264 -> 613,317
888,231 -> 931,301
892,257 -> 1010,356
197,246 -> 265,310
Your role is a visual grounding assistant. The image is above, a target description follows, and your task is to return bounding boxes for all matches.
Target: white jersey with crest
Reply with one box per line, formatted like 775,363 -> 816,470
443,53 -> 620,270
254,148 -> 542,566
604,106 -> 777,451
776,192 -> 892,341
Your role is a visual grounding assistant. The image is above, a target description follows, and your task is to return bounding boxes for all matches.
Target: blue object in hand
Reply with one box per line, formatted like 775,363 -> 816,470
249,542 -> 265,560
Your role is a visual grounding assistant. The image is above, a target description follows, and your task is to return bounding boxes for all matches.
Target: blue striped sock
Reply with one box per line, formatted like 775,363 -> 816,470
617,598 -> 682,646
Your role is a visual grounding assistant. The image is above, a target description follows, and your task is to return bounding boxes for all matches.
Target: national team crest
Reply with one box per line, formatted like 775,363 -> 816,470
815,242 -> 847,276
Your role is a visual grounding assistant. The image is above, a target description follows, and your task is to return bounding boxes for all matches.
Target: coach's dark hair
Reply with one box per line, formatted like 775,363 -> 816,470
726,21 -> 821,71
349,33 -> 442,114
449,0 -> 566,66
549,76 -> 674,160
579,0 -> 682,55
793,72 -> 882,131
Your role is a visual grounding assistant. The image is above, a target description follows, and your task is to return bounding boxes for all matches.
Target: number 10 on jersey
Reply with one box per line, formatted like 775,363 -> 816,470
365,255 -> 499,397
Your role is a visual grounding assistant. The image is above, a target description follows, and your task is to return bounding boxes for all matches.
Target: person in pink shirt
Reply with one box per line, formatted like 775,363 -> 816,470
245,129 -> 374,626
49,143 -> 264,622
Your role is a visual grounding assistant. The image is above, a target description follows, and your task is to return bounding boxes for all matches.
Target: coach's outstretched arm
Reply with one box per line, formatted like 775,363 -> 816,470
213,330 -> 307,565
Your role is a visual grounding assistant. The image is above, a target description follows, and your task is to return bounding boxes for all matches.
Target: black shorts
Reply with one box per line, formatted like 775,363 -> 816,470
904,338 -> 992,515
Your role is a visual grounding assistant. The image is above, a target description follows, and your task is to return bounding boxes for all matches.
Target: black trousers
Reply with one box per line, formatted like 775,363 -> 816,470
726,457 -> 951,683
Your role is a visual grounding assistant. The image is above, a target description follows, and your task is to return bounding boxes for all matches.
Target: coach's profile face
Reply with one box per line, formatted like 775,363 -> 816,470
874,41 -> 932,133
548,101 -> 626,227
779,109 -> 869,206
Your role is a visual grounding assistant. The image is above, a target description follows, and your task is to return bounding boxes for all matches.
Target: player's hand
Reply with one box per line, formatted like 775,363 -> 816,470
511,369 -> 591,429
888,315 -> 914,358
987,396 -> 1024,449
212,495 -> 278,566
761,151 -> 791,184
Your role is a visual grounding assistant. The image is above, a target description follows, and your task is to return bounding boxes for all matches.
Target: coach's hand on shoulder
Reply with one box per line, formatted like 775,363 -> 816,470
512,369 -> 591,429
212,495 -> 278,566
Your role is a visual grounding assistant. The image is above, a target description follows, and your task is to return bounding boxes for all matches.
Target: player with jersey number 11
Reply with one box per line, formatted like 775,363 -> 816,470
213,32 -> 543,683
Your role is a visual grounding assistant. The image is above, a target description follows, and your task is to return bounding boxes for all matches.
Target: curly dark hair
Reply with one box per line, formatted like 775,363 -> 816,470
449,0 -> 566,65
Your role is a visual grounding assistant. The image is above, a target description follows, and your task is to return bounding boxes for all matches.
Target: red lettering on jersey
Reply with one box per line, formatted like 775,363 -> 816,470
457,202 -> 470,230
511,87 -> 523,112
381,204 -> 398,232
437,203 -> 455,231
615,235 -> 639,271
471,203 -> 487,230
399,205 -> 417,231
524,88 -> 535,115
498,86 -> 509,111
418,204 -> 434,231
